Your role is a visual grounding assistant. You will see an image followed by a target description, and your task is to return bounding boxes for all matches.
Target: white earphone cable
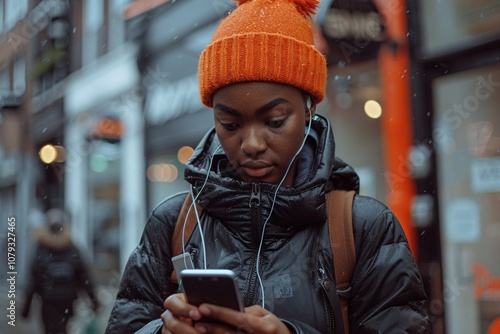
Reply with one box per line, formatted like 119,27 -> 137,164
255,114 -> 313,308
181,144 -> 222,270
181,110 -> 314,308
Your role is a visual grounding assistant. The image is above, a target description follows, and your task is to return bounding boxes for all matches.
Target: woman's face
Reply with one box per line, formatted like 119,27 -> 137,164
212,82 -> 311,186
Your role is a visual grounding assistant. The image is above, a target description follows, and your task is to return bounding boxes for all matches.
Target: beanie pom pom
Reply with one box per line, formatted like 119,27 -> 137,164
232,0 -> 319,16
232,0 -> 252,6
292,0 -> 319,16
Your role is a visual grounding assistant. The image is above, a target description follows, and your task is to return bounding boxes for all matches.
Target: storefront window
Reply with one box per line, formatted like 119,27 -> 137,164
88,139 -> 121,283
420,0 -> 500,56
433,63 -> 500,333
326,60 -> 384,200
146,153 -> 190,213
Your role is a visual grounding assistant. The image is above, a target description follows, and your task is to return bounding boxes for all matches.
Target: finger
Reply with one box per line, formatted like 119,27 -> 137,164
161,309 -> 198,334
164,293 -> 202,320
161,325 -> 173,334
198,304 -> 252,333
163,293 -> 186,308
194,322 -> 249,334
204,305 -> 289,333
244,305 -> 270,316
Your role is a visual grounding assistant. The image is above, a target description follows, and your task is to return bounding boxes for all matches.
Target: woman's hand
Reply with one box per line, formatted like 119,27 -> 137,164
162,294 -> 291,334
161,293 -> 201,334
192,304 -> 292,334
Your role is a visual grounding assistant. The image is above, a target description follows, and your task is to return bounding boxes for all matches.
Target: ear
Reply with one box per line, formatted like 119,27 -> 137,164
306,104 -> 316,123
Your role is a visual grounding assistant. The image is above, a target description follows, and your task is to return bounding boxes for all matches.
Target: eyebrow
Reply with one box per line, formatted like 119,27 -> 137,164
214,98 -> 290,115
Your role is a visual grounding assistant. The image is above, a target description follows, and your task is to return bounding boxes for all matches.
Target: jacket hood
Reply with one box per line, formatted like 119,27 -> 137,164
184,114 -> 359,230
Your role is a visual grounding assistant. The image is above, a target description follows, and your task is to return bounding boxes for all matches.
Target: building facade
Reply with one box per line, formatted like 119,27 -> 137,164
408,0 -> 500,333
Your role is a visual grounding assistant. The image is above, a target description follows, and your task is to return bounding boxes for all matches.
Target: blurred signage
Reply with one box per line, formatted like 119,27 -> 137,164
467,121 -> 500,159
124,0 -> 171,19
321,0 -> 384,65
92,117 -> 123,142
444,198 -> 480,243
471,264 -> 500,300
471,158 -> 500,193
145,74 -> 205,125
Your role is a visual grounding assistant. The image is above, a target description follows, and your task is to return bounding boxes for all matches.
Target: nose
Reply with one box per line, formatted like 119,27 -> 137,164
241,126 -> 267,157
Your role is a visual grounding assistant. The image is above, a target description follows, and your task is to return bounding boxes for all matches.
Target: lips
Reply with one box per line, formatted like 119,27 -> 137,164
240,161 -> 273,178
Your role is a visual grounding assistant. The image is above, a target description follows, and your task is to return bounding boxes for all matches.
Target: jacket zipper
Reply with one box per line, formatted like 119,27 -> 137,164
318,261 -> 336,334
245,182 -> 261,306
190,248 -> 199,265
249,182 -> 261,207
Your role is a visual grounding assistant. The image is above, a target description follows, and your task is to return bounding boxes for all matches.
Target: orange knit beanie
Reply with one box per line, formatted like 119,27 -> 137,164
198,0 -> 327,107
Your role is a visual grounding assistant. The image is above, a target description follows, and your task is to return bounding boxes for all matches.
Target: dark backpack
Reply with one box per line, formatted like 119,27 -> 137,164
46,259 -> 75,283
39,249 -> 79,299
170,190 -> 356,333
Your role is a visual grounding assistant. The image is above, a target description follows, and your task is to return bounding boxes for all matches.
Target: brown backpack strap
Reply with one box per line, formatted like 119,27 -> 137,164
326,190 -> 356,334
170,193 -> 201,283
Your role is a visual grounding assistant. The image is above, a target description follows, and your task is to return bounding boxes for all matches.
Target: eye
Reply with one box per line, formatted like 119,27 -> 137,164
267,119 -> 286,128
220,122 -> 240,131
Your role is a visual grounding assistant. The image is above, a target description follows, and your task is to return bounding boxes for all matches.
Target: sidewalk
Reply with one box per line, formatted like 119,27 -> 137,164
1,284 -> 117,334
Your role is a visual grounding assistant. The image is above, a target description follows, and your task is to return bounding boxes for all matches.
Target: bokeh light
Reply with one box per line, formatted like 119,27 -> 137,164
54,145 -> 67,162
39,145 -> 67,164
147,163 -> 178,182
39,144 -> 57,164
90,154 -> 109,173
364,100 -> 382,119
177,146 -> 194,164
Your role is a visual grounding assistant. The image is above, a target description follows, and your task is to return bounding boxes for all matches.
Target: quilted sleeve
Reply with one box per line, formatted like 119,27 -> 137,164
349,195 -> 430,334
105,193 -> 186,333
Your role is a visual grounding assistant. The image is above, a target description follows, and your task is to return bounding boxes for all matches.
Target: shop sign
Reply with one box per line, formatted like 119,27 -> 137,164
471,264 -> 500,300
321,0 -> 384,65
471,158 -> 500,193
145,74 -> 204,125
444,198 -> 480,243
92,117 -> 123,142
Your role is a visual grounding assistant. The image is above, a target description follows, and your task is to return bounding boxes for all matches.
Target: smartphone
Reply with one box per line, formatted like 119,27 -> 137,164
179,269 -> 244,324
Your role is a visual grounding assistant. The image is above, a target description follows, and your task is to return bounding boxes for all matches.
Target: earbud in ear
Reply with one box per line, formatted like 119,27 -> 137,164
304,94 -> 316,124
306,97 -> 312,110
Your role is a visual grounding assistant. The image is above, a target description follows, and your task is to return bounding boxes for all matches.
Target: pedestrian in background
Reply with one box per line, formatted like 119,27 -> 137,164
106,0 -> 430,333
22,208 -> 99,334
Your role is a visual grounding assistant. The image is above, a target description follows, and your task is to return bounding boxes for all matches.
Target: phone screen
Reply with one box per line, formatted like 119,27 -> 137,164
180,269 -> 244,324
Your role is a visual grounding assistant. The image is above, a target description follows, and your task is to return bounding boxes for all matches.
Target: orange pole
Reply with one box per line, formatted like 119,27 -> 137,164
373,0 -> 418,257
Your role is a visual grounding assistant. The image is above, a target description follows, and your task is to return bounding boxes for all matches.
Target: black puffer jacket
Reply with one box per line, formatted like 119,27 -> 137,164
106,115 -> 430,333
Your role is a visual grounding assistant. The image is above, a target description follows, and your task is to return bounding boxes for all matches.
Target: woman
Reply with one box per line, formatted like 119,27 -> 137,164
105,0 -> 430,333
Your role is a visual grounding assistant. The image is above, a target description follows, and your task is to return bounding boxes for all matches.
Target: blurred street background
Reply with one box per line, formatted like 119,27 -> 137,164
0,283 -> 117,333
0,0 -> 500,333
